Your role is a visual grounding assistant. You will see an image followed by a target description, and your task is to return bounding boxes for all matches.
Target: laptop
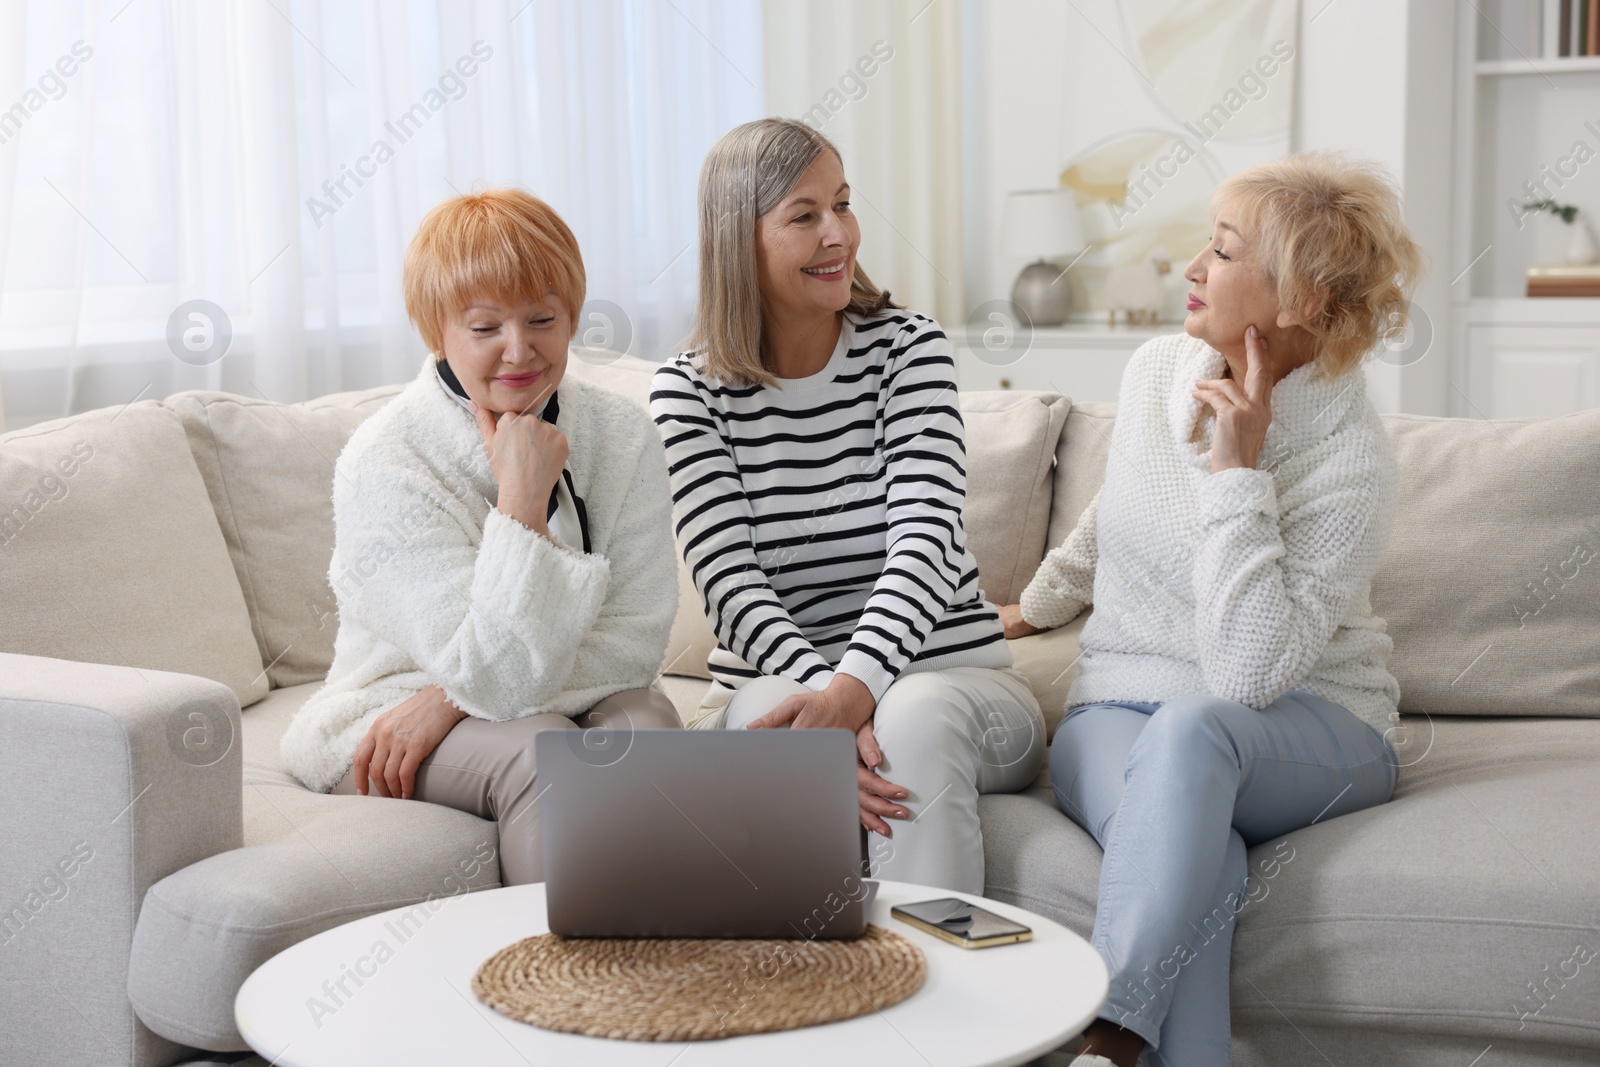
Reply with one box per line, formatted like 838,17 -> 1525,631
536,728 -> 870,939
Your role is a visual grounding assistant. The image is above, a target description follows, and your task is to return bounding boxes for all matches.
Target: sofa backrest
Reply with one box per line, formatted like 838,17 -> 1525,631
28,346 -> 1581,723
1045,402 -> 1600,718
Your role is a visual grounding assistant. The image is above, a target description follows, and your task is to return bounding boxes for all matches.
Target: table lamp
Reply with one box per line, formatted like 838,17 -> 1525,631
1000,189 -> 1085,327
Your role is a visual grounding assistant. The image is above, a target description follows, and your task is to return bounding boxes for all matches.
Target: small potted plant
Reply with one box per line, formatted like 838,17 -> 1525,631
1521,199 -> 1597,265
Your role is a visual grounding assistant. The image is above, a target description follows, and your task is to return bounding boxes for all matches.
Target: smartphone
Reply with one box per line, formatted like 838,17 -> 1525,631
890,897 -> 1033,949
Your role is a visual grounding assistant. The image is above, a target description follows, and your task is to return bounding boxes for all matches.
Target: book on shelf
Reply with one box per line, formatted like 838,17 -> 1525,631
1527,264 -> 1600,296
1539,0 -> 1600,57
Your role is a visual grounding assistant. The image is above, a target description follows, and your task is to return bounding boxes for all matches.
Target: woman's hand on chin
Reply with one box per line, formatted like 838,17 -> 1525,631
352,684 -> 468,799
1193,323 -> 1275,473
997,603 -> 1042,639
469,396 -> 567,534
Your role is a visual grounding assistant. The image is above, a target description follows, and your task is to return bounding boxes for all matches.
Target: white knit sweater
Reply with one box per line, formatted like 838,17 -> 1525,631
281,355 -> 678,793
1019,333 -> 1400,734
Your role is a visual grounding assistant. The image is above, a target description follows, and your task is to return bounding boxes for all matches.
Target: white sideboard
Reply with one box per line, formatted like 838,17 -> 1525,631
951,319 -> 1163,403
1457,299 -> 1600,419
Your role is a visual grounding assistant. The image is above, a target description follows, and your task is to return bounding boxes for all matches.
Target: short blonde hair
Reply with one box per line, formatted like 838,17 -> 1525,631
402,188 -> 586,357
686,118 -> 898,387
1214,150 -> 1425,378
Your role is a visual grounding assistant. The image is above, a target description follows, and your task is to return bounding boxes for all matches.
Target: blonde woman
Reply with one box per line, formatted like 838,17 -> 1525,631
1000,152 -> 1423,1066
281,189 -> 679,885
649,118 -> 1044,895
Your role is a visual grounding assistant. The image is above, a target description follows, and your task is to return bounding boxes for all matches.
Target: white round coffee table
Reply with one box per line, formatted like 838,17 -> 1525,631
236,879 -> 1106,1067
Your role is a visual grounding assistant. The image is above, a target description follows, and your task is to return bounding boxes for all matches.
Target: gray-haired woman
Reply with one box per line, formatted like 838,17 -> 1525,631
648,118 -> 1045,895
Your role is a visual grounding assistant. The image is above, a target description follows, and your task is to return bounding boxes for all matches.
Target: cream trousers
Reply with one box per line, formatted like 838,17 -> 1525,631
715,666 -> 1045,895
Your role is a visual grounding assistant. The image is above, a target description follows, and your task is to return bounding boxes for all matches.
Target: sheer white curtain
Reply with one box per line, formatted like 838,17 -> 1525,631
0,0 -> 763,429
761,0 -> 964,329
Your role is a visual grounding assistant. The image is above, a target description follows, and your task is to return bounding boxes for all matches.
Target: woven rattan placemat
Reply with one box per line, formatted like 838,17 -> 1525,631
472,924 -> 925,1041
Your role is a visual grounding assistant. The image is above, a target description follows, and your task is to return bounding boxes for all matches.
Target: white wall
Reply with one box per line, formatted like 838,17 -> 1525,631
1293,0 -> 1458,415
1292,0 -> 1409,412
1399,0 -> 1459,418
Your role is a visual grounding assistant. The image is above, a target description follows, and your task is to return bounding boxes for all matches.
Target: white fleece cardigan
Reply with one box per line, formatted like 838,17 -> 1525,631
281,355 -> 678,793
1019,333 -> 1400,734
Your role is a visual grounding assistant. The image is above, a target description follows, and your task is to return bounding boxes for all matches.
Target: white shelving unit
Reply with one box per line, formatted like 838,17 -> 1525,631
1451,6 -> 1600,417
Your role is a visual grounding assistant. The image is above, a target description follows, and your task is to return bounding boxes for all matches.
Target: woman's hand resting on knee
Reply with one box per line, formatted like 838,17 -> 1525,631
352,684 -> 468,799
747,674 -> 910,836
851,722 -> 911,837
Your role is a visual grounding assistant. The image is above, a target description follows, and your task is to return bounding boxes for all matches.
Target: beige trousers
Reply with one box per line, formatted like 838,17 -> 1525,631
333,687 -> 681,885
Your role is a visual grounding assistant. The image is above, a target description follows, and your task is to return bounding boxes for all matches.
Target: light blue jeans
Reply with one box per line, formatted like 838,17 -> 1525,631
1050,690 -> 1397,1066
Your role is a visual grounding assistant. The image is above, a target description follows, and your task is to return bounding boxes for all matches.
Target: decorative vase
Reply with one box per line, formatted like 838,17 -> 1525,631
1010,259 -> 1072,327
1565,217 -> 1597,266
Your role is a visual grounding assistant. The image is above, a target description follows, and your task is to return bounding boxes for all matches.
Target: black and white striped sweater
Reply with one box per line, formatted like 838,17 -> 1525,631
649,309 -> 1010,704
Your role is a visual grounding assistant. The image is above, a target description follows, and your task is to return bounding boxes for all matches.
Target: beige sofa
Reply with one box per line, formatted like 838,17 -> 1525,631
2,348 -> 1598,1067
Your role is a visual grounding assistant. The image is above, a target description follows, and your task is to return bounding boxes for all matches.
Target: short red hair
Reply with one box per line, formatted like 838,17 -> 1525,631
402,188 -> 586,356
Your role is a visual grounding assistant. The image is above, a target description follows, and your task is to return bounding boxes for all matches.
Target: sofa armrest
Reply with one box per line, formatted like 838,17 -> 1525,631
0,652 -> 242,1067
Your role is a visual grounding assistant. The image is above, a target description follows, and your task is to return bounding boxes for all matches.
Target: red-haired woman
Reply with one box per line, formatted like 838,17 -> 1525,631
282,189 -> 680,885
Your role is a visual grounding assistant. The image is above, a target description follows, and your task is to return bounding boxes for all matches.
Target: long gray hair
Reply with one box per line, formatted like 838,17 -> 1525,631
684,118 -> 898,387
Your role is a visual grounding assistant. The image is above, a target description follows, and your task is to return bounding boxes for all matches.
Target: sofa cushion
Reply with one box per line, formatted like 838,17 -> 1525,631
567,350 -> 716,680
1233,737 -> 1600,1052
960,391 -> 1071,605
0,403 -> 268,708
1373,410 -> 1600,717
981,715 -> 1600,1056
1046,401 -> 1116,552
661,555 -> 717,680
127,682 -> 500,1050
165,384 -> 404,689
658,672 -> 711,725
1007,609 -> 1092,736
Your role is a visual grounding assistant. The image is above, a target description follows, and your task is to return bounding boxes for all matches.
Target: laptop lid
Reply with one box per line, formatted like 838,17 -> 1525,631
537,728 -> 867,939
